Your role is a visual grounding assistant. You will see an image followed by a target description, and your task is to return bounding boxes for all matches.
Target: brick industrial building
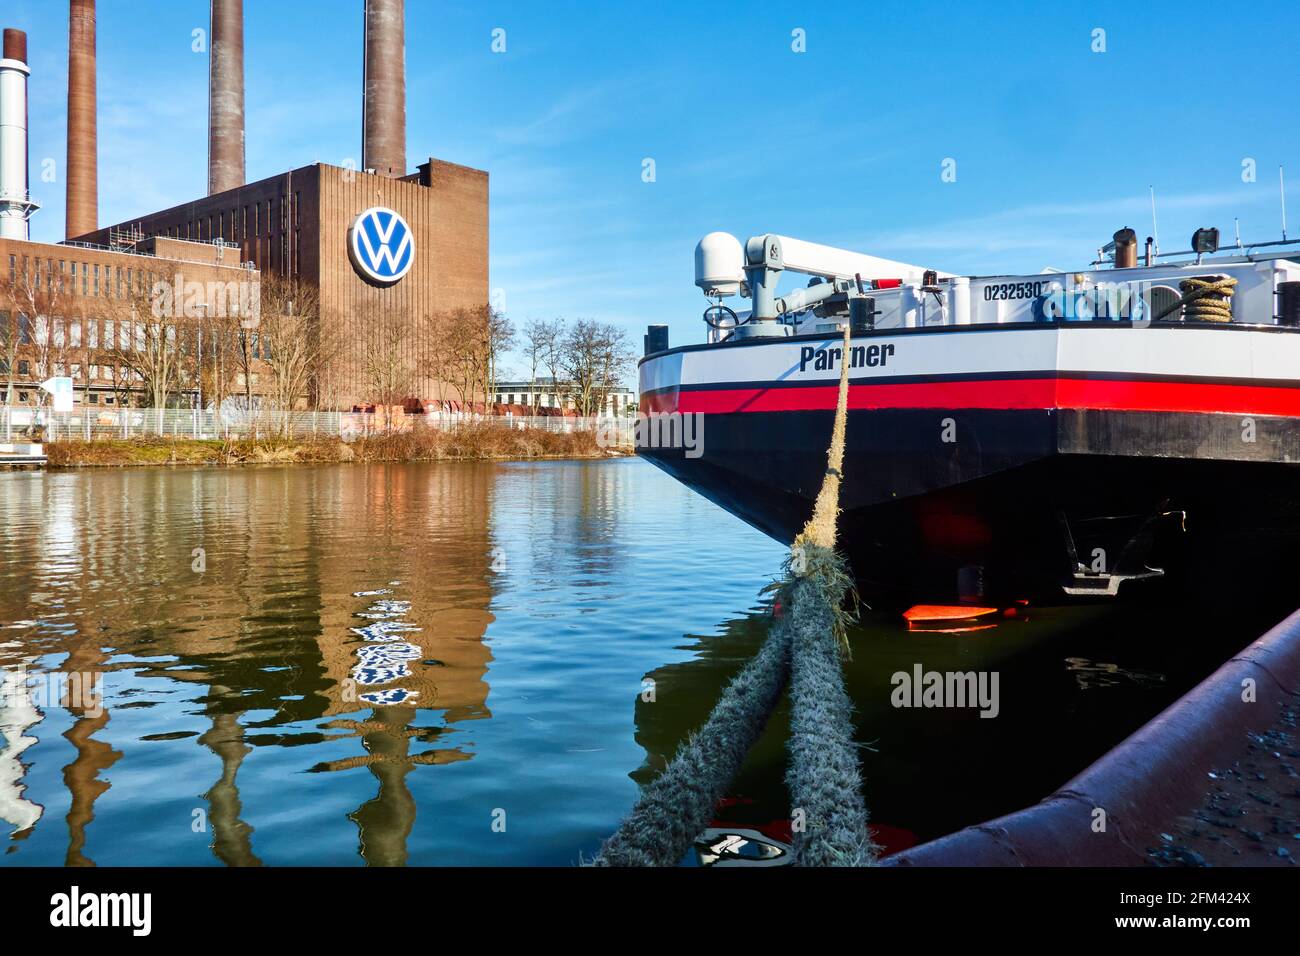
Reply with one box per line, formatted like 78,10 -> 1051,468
2,0 -> 489,411
82,158 -> 489,406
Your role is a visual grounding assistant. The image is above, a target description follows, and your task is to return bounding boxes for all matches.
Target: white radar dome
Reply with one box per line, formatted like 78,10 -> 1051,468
695,231 -> 745,297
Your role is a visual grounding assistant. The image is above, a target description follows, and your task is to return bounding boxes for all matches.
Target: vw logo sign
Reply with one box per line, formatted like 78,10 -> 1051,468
348,206 -> 414,284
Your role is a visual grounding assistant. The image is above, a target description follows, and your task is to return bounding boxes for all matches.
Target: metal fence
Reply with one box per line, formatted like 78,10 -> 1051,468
0,405 -> 634,446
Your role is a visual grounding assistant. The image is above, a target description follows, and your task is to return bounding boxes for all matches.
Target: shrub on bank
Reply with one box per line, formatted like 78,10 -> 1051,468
45,421 -> 626,468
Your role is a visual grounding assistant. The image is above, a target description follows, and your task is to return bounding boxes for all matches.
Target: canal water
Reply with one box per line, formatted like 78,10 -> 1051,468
0,458 -> 1280,865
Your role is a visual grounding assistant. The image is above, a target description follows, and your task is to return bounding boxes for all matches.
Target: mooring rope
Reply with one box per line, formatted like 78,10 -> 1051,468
592,322 -> 873,867
782,319 -> 878,866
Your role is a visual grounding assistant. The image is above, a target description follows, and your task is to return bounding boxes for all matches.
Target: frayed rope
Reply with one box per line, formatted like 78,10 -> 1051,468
592,321 -> 873,866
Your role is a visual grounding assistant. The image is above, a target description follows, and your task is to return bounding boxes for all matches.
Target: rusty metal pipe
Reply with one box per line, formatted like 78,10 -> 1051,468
1113,227 -> 1138,269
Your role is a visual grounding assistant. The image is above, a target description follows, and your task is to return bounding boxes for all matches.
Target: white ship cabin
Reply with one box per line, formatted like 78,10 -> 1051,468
690,228 -> 1300,344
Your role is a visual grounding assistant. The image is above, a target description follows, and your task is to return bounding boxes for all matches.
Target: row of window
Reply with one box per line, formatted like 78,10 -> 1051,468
1,358 -> 143,382
0,310 -> 273,360
8,254 -> 156,300
494,391 -> 633,409
1,388 -> 124,405
151,192 -> 300,275
164,192 -> 300,244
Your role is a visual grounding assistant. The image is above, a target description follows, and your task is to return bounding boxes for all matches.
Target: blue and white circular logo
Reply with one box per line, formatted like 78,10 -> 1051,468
348,206 -> 415,284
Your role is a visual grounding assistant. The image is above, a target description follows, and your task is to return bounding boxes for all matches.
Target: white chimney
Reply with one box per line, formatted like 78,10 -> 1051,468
0,28 -> 40,240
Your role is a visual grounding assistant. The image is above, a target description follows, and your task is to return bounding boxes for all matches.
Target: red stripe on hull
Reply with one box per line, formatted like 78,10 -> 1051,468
643,378 -> 1300,417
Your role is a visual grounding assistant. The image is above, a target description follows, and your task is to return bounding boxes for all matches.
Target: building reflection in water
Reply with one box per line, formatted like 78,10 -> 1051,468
0,462 -> 496,866
0,655 -> 44,844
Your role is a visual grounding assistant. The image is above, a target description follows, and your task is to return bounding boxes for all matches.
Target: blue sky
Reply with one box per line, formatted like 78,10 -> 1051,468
6,0 -> 1300,377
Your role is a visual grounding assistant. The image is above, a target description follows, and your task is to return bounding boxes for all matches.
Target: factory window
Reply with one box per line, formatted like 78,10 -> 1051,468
87,393 -> 98,404
82,263 -> 88,296
294,192 -> 301,226
34,259 -> 41,290
69,320 -> 81,348
58,260 -> 65,293
18,361 -> 29,376
0,311 -> 7,347
103,319 -> 114,349
18,314 -> 31,345
93,264 -> 99,296
253,203 -> 259,236
116,268 -> 123,298
86,318 -> 98,348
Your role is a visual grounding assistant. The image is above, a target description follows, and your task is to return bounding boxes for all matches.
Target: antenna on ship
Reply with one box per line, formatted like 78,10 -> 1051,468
1149,186 -> 1160,255
1280,165 -> 1289,241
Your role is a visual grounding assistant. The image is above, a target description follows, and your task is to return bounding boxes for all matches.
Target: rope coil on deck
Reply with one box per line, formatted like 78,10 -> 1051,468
593,322 -> 874,867
1154,274 -> 1238,322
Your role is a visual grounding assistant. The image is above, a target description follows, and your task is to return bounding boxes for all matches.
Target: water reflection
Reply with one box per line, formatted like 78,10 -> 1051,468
0,656 -> 43,842
0,463 -> 499,865
5,458 -> 1265,866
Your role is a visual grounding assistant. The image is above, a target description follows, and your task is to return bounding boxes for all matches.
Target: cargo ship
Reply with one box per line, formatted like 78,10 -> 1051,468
637,226 -> 1300,604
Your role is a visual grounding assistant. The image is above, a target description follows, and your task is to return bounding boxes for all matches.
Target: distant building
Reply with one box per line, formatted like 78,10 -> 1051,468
1,3 -> 490,413
493,377 -> 635,416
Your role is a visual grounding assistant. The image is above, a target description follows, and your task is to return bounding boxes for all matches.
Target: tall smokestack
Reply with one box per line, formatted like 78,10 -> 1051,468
66,0 -> 98,240
208,0 -> 245,195
1,28 -> 38,241
362,0 -> 406,178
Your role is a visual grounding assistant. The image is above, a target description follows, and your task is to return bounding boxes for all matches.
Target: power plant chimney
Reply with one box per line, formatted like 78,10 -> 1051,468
362,0 -> 406,178
0,28 -> 39,241
66,0 -> 98,240
208,0 -> 245,195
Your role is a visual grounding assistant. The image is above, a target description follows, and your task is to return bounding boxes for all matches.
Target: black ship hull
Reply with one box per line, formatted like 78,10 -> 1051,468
638,323 -> 1300,605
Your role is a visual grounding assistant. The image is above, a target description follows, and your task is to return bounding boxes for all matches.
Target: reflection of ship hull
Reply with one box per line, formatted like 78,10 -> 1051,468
639,325 -> 1300,604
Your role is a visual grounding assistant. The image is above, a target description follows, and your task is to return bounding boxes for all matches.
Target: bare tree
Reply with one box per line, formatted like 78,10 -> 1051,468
485,306 -> 514,404
542,318 -> 568,412
1,256 -> 71,408
522,318 -> 561,411
359,303 -> 416,431
559,319 -> 634,416
257,274 -> 336,431
102,280 -> 198,414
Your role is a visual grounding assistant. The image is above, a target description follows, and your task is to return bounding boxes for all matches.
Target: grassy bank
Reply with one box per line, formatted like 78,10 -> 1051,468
46,421 -> 630,468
